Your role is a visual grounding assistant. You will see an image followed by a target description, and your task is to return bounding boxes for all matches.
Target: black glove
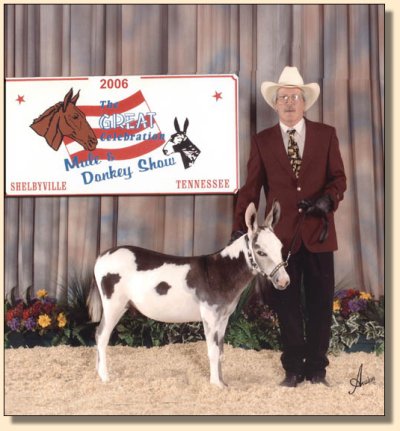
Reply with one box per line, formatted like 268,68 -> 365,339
228,230 -> 245,245
298,195 -> 332,243
298,194 -> 333,218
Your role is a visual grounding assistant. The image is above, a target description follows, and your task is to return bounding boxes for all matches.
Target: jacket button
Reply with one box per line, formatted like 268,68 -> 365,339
298,208 -> 303,213
297,186 -> 301,191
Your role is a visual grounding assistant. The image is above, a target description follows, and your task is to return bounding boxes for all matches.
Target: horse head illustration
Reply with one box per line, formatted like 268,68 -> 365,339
162,117 -> 200,169
30,88 -> 97,151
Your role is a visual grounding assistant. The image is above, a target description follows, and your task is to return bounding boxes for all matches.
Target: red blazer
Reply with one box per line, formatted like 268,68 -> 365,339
233,118 -> 347,254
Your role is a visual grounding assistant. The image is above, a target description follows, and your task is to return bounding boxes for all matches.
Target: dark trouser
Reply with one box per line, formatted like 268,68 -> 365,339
271,243 -> 335,378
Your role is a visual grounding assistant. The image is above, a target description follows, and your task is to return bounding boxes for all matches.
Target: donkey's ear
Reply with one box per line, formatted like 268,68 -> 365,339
183,118 -> 189,133
265,200 -> 281,230
63,88 -> 73,112
174,117 -> 180,133
70,90 -> 80,105
245,202 -> 258,236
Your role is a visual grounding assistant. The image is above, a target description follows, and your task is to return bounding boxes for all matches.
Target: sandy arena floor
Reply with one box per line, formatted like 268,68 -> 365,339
4,341 -> 384,416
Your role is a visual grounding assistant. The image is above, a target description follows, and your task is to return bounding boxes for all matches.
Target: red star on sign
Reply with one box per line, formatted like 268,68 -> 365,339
16,95 -> 25,104
212,91 -> 223,101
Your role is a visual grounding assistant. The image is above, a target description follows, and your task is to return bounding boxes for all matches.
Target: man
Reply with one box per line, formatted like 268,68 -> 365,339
232,66 -> 346,387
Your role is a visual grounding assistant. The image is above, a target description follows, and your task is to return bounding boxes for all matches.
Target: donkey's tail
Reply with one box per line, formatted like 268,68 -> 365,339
87,277 -> 103,323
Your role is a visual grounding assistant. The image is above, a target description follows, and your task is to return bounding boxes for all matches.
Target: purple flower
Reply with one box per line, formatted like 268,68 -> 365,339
358,298 -> 368,311
23,317 -> 36,331
347,299 -> 359,313
7,317 -> 21,331
348,298 -> 368,313
42,296 -> 56,304
335,290 -> 350,300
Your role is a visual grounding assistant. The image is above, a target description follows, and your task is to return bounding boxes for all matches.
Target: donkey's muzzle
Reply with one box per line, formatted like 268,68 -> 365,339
275,277 -> 290,290
272,272 -> 290,291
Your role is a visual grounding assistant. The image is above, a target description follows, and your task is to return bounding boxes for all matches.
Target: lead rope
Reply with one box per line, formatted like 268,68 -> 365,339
284,212 -> 306,265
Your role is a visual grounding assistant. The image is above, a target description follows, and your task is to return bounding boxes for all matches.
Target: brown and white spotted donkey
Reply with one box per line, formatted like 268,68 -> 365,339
87,201 -> 290,388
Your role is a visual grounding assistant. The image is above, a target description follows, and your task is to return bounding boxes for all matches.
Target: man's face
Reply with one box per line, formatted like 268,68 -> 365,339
274,87 -> 305,127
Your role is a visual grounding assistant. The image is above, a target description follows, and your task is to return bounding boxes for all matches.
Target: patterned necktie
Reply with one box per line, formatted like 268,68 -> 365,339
287,129 -> 301,178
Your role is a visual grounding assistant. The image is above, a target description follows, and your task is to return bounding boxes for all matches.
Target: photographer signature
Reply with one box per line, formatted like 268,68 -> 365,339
349,364 -> 376,395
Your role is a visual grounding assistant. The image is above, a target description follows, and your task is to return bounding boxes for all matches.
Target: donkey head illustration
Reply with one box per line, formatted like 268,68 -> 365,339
30,88 -> 97,151
162,117 -> 200,169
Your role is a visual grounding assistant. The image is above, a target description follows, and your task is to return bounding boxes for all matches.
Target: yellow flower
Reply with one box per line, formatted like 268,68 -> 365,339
38,314 -> 51,328
359,291 -> 372,300
57,312 -> 67,328
333,299 -> 341,313
36,289 -> 48,299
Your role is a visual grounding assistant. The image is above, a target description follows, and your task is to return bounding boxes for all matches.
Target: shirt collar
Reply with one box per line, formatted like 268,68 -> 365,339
279,118 -> 305,135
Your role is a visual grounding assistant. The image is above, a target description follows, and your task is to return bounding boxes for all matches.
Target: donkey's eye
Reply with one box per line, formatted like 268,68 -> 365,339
72,113 -> 79,120
256,250 -> 267,257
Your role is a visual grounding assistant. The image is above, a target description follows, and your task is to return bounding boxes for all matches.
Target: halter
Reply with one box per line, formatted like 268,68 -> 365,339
244,212 -> 309,280
244,234 -> 288,280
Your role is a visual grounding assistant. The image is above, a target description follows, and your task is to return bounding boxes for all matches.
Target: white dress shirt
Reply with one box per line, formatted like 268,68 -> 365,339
279,118 -> 306,158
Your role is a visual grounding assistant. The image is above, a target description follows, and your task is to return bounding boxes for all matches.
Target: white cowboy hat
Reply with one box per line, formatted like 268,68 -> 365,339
261,66 -> 320,111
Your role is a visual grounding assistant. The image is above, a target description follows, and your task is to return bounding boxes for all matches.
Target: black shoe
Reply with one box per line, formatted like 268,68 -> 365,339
280,372 -> 304,388
307,375 -> 330,387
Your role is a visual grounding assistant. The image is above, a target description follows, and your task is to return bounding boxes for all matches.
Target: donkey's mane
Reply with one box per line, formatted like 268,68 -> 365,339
31,101 -> 62,125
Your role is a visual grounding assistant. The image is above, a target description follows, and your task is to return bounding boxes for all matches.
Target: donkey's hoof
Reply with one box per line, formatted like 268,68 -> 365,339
98,373 -> 109,383
211,380 -> 228,389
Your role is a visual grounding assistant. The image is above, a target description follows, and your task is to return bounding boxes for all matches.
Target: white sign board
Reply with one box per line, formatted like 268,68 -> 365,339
5,75 -> 239,195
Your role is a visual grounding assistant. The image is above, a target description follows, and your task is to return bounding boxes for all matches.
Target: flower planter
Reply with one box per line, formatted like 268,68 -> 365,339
346,334 -> 376,353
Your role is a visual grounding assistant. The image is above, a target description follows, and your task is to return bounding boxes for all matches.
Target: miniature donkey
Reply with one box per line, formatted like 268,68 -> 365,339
87,201 -> 290,388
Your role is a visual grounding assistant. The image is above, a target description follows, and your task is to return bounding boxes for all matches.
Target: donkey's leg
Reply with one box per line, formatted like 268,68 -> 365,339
201,304 -> 228,389
96,300 -> 127,382
215,315 -> 230,363
214,314 -> 230,388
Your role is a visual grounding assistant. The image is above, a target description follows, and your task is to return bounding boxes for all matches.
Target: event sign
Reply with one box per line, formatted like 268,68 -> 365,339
5,75 -> 239,195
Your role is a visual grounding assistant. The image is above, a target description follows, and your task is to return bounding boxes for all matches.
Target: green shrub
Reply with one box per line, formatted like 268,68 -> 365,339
5,281 -> 384,355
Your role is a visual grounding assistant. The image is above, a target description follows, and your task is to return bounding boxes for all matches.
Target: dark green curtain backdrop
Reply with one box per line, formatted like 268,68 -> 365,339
4,4 -> 384,301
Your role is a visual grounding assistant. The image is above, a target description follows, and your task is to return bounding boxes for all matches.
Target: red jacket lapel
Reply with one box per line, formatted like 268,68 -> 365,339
299,118 -> 317,178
